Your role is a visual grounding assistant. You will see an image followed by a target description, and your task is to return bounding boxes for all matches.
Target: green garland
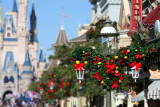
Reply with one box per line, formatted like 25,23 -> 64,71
71,32 -> 160,90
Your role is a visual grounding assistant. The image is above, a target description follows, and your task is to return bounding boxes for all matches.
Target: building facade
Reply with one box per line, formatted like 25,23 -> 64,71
0,0 -> 46,98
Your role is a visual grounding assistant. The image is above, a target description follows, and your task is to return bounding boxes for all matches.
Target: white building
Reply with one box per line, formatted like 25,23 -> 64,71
0,0 -> 46,98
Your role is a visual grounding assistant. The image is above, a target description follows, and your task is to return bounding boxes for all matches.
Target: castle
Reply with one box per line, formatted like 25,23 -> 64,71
0,0 -> 46,98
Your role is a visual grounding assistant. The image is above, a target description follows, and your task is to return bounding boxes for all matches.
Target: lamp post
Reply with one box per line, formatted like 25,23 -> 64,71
76,68 -> 85,84
131,66 -> 141,82
100,17 -> 119,107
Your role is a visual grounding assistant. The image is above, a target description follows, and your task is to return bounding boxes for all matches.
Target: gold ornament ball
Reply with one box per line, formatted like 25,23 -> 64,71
114,56 -> 118,59
101,80 -> 104,84
142,54 -> 145,57
119,80 -> 122,83
54,75 -> 56,77
127,49 -> 130,53
84,61 -> 88,64
76,60 -> 80,64
124,56 -> 127,59
115,70 -> 119,73
116,66 -> 119,70
98,62 -> 101,65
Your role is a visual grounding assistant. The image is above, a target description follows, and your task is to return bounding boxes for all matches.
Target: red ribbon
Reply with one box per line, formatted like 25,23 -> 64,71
74,63 -> 85,71
129,62 -> 141,71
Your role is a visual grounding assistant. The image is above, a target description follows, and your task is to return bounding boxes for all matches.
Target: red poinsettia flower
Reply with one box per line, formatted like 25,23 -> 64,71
61,78 -> 64,83
94,71 -> 101,81
66,82 -> 70,87
119,76 -> 123,81
85,52 -> 88,56
111,80 -> 118,89
94,56 -> 98,60
88,30 -> 91,35
152,48 -> 155,52
98,58 -> 101,61
39,82 -> 42,86
135,55 -> 139,59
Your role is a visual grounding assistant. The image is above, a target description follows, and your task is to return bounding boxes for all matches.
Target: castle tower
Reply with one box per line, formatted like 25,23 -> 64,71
0,5 -> 3,49
30,0 -> 37,43
17,0 -> 28,32
12,0 -> 18,29
37,47 -> 45,79
21,50 -> 33,91
17,0 -> 29,69
0,52 -> 18,97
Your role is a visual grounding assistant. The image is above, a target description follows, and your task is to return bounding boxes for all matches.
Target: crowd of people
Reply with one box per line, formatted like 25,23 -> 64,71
0,91 -> 44,107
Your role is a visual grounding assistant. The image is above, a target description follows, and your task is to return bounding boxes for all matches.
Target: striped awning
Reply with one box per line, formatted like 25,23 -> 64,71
131,81 -> 160,102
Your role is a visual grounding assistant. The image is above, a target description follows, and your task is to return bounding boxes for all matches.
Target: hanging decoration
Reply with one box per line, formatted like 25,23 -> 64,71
71,31 -> 160,90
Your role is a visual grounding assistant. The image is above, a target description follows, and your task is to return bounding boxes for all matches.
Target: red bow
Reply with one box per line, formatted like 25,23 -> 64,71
111,80 -> 118,89
129,62 -> 141,71
74,63 -> 85,71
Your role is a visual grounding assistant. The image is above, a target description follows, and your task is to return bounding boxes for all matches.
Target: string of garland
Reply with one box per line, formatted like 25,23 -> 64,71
38,73 -> 74,101
71,32 -> 160,90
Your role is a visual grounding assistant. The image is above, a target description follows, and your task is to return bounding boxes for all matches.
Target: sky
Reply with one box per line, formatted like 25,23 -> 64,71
1,0 -> 93,58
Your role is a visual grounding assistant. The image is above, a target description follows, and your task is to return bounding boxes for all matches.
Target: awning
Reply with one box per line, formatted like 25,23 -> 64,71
131,81 -> 160,102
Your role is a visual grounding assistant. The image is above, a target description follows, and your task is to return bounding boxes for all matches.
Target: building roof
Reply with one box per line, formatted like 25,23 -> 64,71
22,71 -> 33,74
4,15 -> 16,33
31,2 -> 36,17
131,81 -> 160,102
39,48 -> 45,62
142,4 -> 160,28
12,0 -> 18,12
52,26 -> 68,47
3,52 -> 16,72
48,59 -> 59,69
70,33 -> 87,43
23,50 -> 32,66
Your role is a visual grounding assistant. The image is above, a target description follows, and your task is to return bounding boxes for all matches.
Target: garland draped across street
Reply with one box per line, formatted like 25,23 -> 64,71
71,32 -> 160,90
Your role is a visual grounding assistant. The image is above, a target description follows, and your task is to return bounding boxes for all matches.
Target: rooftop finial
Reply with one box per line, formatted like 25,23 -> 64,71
61,6 -> 66,30
41,43 -> 43,50
32,0 -> 34,3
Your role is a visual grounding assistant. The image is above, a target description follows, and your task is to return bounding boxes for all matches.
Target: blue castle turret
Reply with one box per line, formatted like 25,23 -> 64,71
12,0 -> 18,13
22,50 -> 33,74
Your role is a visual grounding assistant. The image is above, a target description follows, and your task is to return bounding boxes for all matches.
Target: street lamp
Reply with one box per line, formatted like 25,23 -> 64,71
50,82 -> 54,90
99,17 -> 119,107
131,66 -> 141,82
76,68 -> 85,84
100,17 -> 119,57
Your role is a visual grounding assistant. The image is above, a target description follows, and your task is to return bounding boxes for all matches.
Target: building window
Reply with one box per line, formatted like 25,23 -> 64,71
4,76 -> 8,83
7,27 -> 10,30
10,76 -> 14,83
7,33 -> 10,37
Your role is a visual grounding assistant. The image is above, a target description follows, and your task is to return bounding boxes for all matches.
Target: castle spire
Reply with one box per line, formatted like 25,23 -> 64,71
23,50 -> 32,66
39,45 -> 45,62
12,0 -> 18,12
30,0 -> 37,43
0,5 -> 3,24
